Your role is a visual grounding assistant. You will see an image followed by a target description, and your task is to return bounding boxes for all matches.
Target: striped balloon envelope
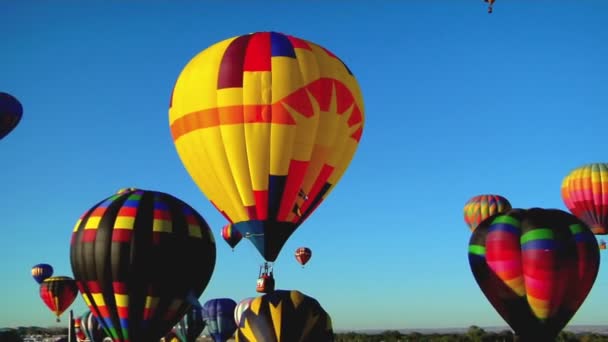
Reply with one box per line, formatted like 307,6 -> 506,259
31,263 -> 53,284
468,208 -> 599,341
39,276 -> 78,322
562,163 -> 608,235
70,188 -> 216,342
169,31 -> 364,263
463,194 -> 511,232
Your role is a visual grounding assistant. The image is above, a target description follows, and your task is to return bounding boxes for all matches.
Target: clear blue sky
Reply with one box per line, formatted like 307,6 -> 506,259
2,0 -> 608,332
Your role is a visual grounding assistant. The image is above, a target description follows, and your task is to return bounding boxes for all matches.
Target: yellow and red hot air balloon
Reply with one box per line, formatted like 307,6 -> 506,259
562,163 -> 608,235
39,276 -> 78,322
463,194 -> 511,232
169,31 -> 364,284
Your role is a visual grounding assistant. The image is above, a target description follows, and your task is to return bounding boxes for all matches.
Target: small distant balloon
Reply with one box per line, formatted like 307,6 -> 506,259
562,163 -> 608,235
0,92 -> 23,140
463,194 -> 511,232
31,263 -> 53,284
295,247 -> 312,267
221,224 -> 243,250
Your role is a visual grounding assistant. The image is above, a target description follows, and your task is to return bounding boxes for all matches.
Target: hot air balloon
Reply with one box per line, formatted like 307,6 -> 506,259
600,240 -> 606,250
39,276 -> 78,322
468,208 -> 599,341
234,297 -> 254,327
202,298 -> 238,342
235,290 -> 334,342
464,194 -> 511,232
175,300 -> 205,342
295,247 -> 312,267
32,263 -> 54,284
484,0 -> 495,13
169,31 -> 365,284
70,188 -> 216,342
0,92 -> 23,140
74,317 -> 87,342
562,163 -> 608,235
221,224 -> 243,250
81,311 -> 107,342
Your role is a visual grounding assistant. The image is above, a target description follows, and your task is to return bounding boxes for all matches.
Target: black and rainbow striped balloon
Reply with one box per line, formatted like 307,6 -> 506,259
70,188 -> 216,342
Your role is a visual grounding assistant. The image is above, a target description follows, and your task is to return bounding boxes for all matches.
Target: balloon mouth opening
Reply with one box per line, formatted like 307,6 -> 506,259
591,225 -> 607,235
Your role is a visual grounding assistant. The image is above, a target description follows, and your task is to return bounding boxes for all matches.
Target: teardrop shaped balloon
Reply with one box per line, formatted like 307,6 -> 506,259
295,247 -> 312,266
221,224 -> 243,250
463,194 -> 512,231
562,163 -> 608,235
176,299 -> 205,342
202,298 -> 238,342
169,31 -> 365,262
0,92 -> 23,140
39,276 -> 78,322
468,208 -> 599,341
235,289 -> 333,342
32,263 -> 54,284
70,188 -> 216,342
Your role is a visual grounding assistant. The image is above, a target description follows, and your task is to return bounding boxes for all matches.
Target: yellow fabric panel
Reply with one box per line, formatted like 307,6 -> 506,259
115,294 -> 129,308
269,124 -> 296,176
271,56 -> 304,102
220,124 -> 255,207
288,98 -> 319,162
269,300 -> 283,340
244,123 -> 270,191
153,219 -> 172,233
292,48 -> 321,86
84,217 -> 101,230
114,217 -> 135,229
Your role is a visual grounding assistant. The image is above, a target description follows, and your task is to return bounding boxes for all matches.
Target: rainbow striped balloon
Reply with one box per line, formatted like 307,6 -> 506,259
468,208 -> 599,341
562,163 -> 608,235
463,194 -> 511,232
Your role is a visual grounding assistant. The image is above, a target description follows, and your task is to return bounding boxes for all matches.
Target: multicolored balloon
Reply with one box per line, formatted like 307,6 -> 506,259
221,224 -> 243,250
562,163 -> 608,235
169,31 -> 365,262
39,276 -> 78,322
464,194 -> 512,232
235,290 -> 333,342
74,317 -> 87,342
0,92 -> 23,140
31,263 -> 54,284
295,247 -> 312,267
80,311 -> 106,342
70,188 -> 216,342
202,298 -> 238,342
468,208 -> 599,340
234,297 -> 254,327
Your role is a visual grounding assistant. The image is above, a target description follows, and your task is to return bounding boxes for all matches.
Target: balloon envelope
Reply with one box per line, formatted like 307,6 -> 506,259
468,208 -> 599,340
81,311 -> 107,342
562,163 -> 608,235
295,247 -> 312,266
221,224 -> 243,249
202,298 -> 238,342
39,276 -> 78,322
234,297 -> 254,327
169,31 -> 365,262
31,263 -> 54,284
70,188 -> 216,342
0,92 -> 23,140
463,194 -> 511,231
235,289 -> 333,342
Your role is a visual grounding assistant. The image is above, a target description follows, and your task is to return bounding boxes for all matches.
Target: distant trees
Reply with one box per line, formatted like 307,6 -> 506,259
0,328 -> 22,342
